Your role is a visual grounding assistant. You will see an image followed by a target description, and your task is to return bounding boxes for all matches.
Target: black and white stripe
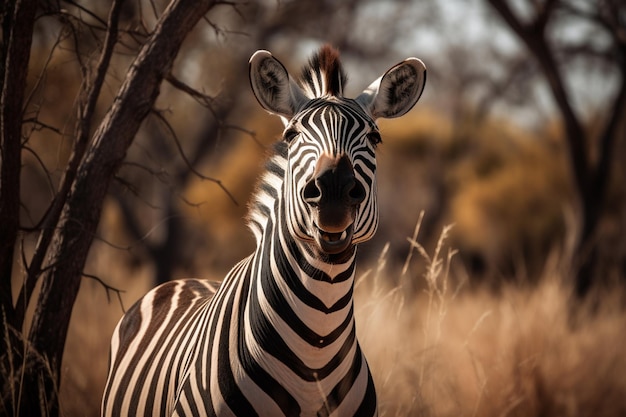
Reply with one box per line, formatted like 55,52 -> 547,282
102,45 -> 426,417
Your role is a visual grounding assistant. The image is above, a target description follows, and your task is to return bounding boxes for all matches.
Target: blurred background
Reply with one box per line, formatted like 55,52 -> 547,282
15,0 -> 626,415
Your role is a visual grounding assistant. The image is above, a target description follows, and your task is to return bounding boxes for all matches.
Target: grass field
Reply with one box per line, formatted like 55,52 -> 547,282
55,222 -> 626,417
356,244 -> 626,417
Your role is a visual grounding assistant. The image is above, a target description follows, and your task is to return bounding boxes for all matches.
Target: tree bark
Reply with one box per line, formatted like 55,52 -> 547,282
0,3 -> 37,414
0,0 -> 36,328
0,2 -> 37,416
17,1 -> 218,415
16,0 -> 125,329
487,0 -> 625,296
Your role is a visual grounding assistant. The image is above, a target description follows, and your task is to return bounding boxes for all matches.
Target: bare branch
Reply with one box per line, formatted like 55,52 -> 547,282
487,0 -> 532,40
22,118 -> 65,137
61,0 -> 108,28
22,25 -> 67,120
150,109 -> 239,205
82,273 -> 126,312
58,10 -> 90,79
19,0 -> 125,328
1,0 -> 38,329
561,1 -> 626,47
557,43 -> 618,66
175,188 -> 211,209
113,175 -> 162,210
534,0 -> 558,32
120,160 -> 171,183
21,145 -> 56,200
108,188 -> 153,249
148,0 -> 160,21
202,15 -> 250,39
221,124 -> 265,149
592,58 -> 626,206
19,200 -> 41,230
488,0 -> 589,189
164,72 -> 217,108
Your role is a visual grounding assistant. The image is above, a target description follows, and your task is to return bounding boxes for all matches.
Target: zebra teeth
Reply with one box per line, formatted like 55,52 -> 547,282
321,231 -> 342,243
317,225 -> 350,243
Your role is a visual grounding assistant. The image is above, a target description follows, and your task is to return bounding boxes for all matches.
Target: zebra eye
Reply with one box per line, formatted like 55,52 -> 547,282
367,131 -> 382,147
283,128 -> 299,143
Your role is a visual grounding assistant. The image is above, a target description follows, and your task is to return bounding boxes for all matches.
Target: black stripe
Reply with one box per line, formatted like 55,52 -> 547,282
260,269 -> 354,347
146,281 -> 214,415
317,345 -> 363,417
215,268 -> 258,416
236,263 -> 302,416
117,283 -> 186,416
353,361 -> 377,417
103,299 -> 142,412
249,274 -> 357,382
280,218 -> 356,293
175,380 -> 204,416
193,266 -> 242,414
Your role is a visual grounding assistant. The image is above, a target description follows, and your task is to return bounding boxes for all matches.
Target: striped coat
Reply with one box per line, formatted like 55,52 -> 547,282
102,45 -> 426,417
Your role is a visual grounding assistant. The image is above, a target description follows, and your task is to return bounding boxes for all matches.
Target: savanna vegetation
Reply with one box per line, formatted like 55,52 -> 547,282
1,0 -> 625,416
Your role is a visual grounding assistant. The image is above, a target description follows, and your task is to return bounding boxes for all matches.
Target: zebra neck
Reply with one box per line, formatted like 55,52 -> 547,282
247,147 -> 358,339
242,222 -> 357,389
252,202 -> 357,338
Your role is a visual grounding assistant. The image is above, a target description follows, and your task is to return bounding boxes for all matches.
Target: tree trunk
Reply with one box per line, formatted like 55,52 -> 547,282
0,0 -> 36,327
0,1 -> 37,414
16,1 -> 218,415
487,0 -> 625,297
574,70 -> 626,296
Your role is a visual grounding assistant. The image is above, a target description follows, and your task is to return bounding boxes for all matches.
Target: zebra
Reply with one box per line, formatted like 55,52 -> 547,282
101,45 -> 426,417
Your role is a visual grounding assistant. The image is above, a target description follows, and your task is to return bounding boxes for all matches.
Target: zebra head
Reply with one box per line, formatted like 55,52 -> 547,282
249,45 -> 426,258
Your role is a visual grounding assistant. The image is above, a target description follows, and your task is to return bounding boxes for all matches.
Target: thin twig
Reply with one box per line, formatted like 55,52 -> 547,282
82,273 -> 126,312
22,27 -> 67,119
221,124 -> 265,149
17,0 -> 125,328
164,72 -> 217,108
113,175 -> 161,210
120,160 -> 171,183
150,109 -> 239,205
61,0 -> 108,27
21,145 -> 56,200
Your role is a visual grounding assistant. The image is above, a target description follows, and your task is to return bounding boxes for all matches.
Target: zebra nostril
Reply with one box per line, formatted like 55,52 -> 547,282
303,179 -> 321,206
348,180 -> 366,205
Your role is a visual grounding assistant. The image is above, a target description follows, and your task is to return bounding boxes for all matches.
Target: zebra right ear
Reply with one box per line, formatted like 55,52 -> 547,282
249,50 -> 308,120
356,58 -> 426,120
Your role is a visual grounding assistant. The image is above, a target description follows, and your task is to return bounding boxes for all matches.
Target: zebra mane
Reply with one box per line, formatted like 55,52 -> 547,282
299,45 -> 347,98
246,141 -> 288,243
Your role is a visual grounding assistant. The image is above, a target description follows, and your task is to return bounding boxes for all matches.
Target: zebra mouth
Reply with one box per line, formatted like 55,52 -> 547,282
314,223 -> 354,254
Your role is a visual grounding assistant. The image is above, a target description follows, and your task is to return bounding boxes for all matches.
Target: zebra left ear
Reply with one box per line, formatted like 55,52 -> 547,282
356,58 -> 426,119
249,50 -> 308,120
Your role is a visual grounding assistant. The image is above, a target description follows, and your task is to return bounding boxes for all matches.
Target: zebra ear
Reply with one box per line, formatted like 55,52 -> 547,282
356,58 -> 426,119
249,50 -> 308,119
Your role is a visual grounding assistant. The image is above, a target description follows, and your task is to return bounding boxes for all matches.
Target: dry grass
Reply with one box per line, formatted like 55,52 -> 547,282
1,312 -> 61,416
55,213 -> 626,417
355,221 -> 626,417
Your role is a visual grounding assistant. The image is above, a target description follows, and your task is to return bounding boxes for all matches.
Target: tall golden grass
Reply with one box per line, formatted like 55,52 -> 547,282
50,213 -> 626,416
356,218 -> 626,417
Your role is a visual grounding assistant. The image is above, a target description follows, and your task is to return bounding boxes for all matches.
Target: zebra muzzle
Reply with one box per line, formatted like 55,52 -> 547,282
303,153 -> 364,255
322,229 -> 348,242
314,222 -> 354,254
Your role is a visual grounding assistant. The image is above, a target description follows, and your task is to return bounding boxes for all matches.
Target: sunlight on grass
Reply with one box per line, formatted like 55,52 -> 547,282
355,217 -> 626,417
55,212 -> 626,416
